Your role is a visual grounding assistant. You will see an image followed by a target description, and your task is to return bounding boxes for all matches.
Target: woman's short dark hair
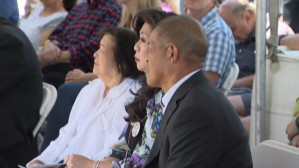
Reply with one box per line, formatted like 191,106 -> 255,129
125,9 -> 177,122
98,27 -> 140,80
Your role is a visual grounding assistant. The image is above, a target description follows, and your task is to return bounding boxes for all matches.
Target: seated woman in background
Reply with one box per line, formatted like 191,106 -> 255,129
19,0 -> 77,52
63,9 -> 176,168
27,27 -> 141,167
40,0 -> 163,153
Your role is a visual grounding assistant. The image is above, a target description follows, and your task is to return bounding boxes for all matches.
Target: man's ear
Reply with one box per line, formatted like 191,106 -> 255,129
167,44 -> 179,64
242,11 -> 252,25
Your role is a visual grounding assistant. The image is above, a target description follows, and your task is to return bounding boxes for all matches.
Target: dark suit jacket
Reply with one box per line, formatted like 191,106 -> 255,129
0,16 -> 42,150
144,71 -> 253,168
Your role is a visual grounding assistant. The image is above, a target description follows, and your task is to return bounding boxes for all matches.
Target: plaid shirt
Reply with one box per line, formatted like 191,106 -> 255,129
199,7 -> 235,88
49,0 -> 122,72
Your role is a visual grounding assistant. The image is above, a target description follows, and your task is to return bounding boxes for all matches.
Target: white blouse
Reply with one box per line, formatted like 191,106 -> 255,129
27,78 -> 140,165
19,6 -> 67,52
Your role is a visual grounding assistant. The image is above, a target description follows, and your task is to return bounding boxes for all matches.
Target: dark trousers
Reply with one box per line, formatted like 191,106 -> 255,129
40,83 -> 87,153
42,64 -> 74,89
0,138 -> 38,168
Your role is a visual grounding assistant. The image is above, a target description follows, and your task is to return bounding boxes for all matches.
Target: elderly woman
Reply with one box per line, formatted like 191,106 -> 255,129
63,9 -> 177,168
27,27 -> 140,167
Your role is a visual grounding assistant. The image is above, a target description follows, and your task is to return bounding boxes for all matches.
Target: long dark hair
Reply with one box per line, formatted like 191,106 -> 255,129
124,9 -> 177,122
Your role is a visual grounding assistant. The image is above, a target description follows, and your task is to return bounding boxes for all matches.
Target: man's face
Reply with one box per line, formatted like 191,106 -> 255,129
185,0 -> 214,12
219,9 -> 253,42
146,28 -> 167,88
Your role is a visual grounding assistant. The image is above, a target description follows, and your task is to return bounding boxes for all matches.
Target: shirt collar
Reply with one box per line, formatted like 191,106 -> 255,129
161,69 -> 201,114
88,78 -> 136,98
199,7 -> 218,26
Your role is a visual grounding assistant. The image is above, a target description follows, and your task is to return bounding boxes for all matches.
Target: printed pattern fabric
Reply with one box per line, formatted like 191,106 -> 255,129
109,90 -> 164,168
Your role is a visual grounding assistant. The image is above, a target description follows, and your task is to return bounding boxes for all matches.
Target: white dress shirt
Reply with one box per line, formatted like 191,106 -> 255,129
27,78 -> 140,166
162,69 -> 201,114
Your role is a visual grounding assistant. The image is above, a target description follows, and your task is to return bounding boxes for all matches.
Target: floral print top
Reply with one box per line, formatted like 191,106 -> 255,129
109,90 -> 164,168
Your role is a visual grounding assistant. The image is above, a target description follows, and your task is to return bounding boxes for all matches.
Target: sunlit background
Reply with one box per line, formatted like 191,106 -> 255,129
17,0 -> 26,17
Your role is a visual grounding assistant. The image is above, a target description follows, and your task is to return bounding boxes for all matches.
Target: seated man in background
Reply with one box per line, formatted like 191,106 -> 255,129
184,0 -> 236,88
219,0 -> 294,135
38,0 -> 122,88
144,15 -> 252,168
0,16 -> 43,167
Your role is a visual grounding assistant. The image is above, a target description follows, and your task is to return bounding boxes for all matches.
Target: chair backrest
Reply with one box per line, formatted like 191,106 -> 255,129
252,140 -> 299,168
221,63 -> 239,96
33,82 -> 57,137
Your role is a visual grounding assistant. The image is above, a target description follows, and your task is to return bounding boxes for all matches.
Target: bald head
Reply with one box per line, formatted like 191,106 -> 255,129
219,0 -> 256,42
152,15 -> 208,62
220,0 -> 256,17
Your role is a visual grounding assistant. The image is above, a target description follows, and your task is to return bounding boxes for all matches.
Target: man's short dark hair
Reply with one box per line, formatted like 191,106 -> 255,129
152,15 -> 208,62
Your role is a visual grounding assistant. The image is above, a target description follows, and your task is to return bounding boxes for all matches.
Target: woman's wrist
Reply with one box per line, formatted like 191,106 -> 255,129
94,161 -> 101,168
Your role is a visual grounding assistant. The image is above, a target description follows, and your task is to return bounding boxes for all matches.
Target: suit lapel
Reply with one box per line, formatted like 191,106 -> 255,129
144,71 -> 207,167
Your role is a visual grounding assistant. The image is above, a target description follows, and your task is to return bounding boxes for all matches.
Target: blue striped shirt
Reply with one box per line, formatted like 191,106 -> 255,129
199,7 -> 235,87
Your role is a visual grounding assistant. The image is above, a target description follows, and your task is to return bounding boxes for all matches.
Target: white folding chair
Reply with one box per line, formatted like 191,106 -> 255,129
220,63 -> 239,96
252,140 -> 299,168
33,82 -> 57,148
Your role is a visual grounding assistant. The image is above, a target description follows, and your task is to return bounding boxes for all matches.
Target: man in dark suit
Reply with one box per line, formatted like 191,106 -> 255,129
0,16 -> 43,167
144,15 -> 253,168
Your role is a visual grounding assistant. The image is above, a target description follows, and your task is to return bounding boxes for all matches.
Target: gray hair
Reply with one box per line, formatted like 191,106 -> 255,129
231,0 -> 256,16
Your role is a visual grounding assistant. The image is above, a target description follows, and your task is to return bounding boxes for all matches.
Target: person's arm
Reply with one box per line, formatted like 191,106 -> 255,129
280,34 -> 299,50
204,71 -> 220,84
27,160 -> 44,168
27,86 -> 88,166
286,98 -> 299,141
166,107 -> 221,167
64,155 -> 120,168
39,16 -> 66,47
286,114 -> 299,142
65,69 -> 98,84
203,31 -> 235,86
232,74 -> 254,89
